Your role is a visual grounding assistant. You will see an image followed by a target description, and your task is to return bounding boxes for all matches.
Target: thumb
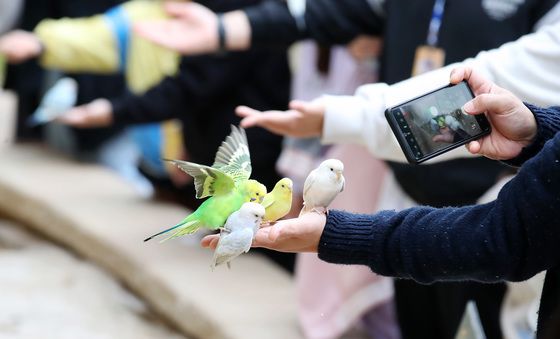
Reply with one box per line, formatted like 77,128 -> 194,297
164,1 -> 194,18
462,93 -> 511,116
289,100 -> 310,111
235,105 -> 261,118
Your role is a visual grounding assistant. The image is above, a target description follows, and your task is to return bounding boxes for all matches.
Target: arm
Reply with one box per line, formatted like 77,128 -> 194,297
135,0 -> 384,55
34,16 -> 119,73
60,53 -> 261,127
319,126 -> 560,283
244,0 -> 384,47
322,21 -> 560,162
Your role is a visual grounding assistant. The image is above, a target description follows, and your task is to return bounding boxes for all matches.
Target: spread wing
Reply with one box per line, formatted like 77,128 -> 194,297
212,125 -> 252,182
166,159 -> 235,199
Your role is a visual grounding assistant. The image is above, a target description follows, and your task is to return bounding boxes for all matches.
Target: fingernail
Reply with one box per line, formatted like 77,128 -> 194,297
463,101 -> 474,113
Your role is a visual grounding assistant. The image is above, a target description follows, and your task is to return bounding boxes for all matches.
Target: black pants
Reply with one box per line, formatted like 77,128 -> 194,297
395,280 -> 506,339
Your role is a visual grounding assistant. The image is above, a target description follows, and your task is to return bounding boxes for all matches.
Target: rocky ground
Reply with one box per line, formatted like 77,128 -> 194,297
0,219 -> 186,339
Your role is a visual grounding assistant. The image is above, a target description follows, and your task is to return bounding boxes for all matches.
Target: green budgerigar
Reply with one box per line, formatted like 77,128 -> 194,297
262,177 -> 293,223
144,126 -> 267,242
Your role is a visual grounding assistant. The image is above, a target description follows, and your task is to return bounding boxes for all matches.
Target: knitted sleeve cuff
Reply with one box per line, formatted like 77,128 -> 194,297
505,104 -> 560,167
317,210 -> 379,267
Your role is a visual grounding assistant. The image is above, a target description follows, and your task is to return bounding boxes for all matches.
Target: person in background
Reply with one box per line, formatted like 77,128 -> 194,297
55,0 -> 295,272
0,0 -> 181,196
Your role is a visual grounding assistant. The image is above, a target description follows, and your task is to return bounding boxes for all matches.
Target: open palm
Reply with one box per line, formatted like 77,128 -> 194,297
134,2 -> 218,55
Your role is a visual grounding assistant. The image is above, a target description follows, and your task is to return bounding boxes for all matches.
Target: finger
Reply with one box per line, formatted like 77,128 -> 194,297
289,100 -> 310,112
235,105 -> 261,118
240,110 -> 288,132
200,234 -> 220,249
463,93 -> 512,116
57,109 -> 85,125
449,67 -> 467,84
164,1 -> 192,17
449,66 -> 494,95
253,227 -> 276,248
134,21 -> 177,48
467,140 -> 481,154
290,99 -> 322,114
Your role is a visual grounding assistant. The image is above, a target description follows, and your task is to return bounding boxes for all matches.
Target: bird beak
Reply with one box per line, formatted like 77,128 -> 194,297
336,171 -> 342,181
250,198 -> 256,202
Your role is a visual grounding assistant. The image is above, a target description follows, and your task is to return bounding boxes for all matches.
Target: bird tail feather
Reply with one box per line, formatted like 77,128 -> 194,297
144,219 -> 199,242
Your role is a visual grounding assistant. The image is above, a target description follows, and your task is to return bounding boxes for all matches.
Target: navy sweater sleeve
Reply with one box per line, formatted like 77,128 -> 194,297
244,0 -> 384,47
319,107 -> 560,284
506,105 -> 560,167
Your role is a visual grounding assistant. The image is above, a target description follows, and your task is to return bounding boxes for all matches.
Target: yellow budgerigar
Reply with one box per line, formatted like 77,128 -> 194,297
262,178 -> 293,223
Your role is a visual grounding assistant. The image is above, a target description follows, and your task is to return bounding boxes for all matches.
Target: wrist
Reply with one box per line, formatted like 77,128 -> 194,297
221,10 -> 251,51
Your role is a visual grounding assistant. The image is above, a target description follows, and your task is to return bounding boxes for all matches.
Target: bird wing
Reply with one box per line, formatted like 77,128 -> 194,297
212,125 -> 252,183
303,169 -> 317,198
261,192 -> 275,209
166,159 -> 235,199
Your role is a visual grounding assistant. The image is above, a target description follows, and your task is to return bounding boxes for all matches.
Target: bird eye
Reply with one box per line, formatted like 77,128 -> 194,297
254,214 -> 259,218
330,168 -> 334,171
256,192 -> 259,196
281,184 -> 285,188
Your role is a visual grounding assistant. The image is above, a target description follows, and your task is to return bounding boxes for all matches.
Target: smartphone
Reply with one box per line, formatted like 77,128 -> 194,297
385,81 -> 491,164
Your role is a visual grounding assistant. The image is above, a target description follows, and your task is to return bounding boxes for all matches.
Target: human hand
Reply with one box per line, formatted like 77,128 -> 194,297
432,126 -> 455,143
0,30 -> 43,63
201,212 -> 326,253
347,35 -> 382,62
236,99 -> 325,138
134,2 -> 251,54
450,67 -> 537,160
57,98 -> 113,128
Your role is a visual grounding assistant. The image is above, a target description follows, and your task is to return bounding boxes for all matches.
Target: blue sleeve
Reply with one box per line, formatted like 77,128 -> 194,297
318,131 -> 560,284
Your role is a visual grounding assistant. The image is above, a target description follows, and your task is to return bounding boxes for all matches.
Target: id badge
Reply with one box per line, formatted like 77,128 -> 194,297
411,45 -> 445,76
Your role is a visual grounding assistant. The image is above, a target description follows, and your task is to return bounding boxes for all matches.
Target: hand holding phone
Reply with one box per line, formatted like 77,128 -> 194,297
449,67 -> 537,161
385,81 -> 491,164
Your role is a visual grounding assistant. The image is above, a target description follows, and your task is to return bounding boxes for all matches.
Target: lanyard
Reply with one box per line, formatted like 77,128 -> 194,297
426,0 -> 446,46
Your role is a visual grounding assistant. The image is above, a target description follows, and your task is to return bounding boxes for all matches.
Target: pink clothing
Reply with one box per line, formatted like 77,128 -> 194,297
296,145 -> 398,339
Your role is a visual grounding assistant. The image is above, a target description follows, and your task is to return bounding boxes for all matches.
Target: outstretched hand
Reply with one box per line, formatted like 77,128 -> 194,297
57,98 -> 113,128
201,212 -> 327,253
450,67 -> 537,160
134,2 -> 219,54
236,99 -> 325,138
0,30 -> 43,63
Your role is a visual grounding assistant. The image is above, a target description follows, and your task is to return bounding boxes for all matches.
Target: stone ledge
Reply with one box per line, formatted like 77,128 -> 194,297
0,145 -> 301,339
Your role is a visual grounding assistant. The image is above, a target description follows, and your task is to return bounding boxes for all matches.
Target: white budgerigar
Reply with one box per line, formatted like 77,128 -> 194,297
211,202 -> 265,270
28,77 -> 78,126
301,159 -> 345,215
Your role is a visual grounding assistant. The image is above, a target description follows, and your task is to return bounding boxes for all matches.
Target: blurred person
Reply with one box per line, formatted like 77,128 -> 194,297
56,0 -> 294,272
0,0 -> 185,196
134,1 -> 560,337
2,0 -> 126,144
203,66 -> 560,339
284,36 -> 400,339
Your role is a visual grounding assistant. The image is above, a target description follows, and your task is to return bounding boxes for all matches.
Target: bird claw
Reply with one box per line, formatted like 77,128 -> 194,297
311,207 -> 328,215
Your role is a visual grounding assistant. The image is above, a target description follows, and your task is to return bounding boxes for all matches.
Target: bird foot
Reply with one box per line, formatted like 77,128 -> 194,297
310,207 -> 328,215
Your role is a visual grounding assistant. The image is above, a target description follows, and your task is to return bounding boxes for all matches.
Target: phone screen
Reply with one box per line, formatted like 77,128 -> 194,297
387,82 -> 489,162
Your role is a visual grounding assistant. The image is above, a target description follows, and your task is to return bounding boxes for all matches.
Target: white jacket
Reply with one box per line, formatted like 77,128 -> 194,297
320,21 -> 560,163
